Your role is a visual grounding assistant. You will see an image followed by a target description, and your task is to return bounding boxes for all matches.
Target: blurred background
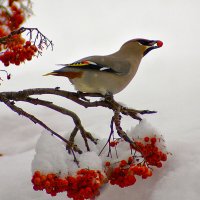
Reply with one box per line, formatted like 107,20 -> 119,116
1,1 -> 200,200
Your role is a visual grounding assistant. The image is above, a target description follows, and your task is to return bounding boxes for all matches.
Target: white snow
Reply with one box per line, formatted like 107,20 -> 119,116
79,151 -> 103,171
128,119 -> 158,139
32,131 -> 70,177
31,119 -> 166,177
1,0 -> 200,200
128,119 -> 167,153
32,131 -> 104,176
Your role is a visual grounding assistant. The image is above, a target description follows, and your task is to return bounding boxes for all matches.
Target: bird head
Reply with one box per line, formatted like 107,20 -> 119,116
120,38 -> 163,57
137,39 -> 163,56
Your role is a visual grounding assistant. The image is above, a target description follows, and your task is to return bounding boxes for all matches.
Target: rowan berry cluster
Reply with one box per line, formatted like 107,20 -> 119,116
0,0 -> 26,42
104,158 -> 152,188
7,3 -> 25,30
0,40 -> 38,66
103,135 -> 168,188
0,1 -> 25,34
32,171 -> 68,196
67,169 -> 106,200
0,0 -> 38,68
32,169 -> 106,200
132,136 -> 168,168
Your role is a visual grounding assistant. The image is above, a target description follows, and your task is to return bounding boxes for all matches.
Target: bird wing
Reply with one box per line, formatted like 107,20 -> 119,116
58,60 -> 119,74
82,56 -> 131,75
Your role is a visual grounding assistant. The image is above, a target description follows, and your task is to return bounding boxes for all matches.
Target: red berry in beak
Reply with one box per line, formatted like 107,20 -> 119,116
157,40 -> 163,47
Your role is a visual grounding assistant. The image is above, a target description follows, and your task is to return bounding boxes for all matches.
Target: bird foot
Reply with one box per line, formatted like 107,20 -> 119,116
104,92 -> 114,102
77,91 -> 90,102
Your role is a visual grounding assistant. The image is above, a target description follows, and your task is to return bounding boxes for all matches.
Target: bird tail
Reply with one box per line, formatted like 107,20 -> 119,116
43,71 -> 83,79
43,72 -> 57,76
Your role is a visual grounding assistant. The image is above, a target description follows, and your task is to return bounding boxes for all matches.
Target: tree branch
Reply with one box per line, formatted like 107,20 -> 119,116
0,88 -> 156,115
0,87 -> 156,155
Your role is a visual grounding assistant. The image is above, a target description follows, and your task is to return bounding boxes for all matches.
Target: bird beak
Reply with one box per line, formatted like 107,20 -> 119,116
143,40 -> 163,56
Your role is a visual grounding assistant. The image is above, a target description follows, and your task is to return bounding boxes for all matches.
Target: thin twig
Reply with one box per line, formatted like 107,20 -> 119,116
71,149 -> 80,167
98,117 -> 114,156
0,94 -> 82,153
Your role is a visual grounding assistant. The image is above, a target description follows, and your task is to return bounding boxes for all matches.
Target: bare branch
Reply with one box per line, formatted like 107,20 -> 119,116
0,87 -> 156,155
69,127 -> 79,144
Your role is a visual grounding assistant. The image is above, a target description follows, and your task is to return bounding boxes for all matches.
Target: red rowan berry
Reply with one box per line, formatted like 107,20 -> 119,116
128,156 -> 134,164
33,177 -> 41,185
31,45 -> 38,52
4,62 -> 10,67
34,171 -> 41,177
151,137 -> 157,144
161,153 -> 167,161
156,162 -> 162,168
120,160 -> 127,167
105,161 -> 111,167
144,136 -> 150,142
44,180 -> 51,188
26,41 -> 31,46
110,141 -> 117,147
14,60 -> 20,65
26,55 -> 32,61
147,169 -> 153,177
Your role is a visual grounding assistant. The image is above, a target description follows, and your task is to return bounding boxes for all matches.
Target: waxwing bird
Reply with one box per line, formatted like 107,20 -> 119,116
44,39 -> 163,95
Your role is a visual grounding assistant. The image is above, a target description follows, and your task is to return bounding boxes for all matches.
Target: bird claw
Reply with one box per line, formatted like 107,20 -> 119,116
77,91 -> 90,102
104,92 -> 114,102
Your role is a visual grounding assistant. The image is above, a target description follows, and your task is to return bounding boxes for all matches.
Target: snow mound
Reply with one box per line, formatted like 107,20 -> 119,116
32,131 -> 69,177
32,131 -> 103,176
128,119 -> 167,153
79,151 -> 103,171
